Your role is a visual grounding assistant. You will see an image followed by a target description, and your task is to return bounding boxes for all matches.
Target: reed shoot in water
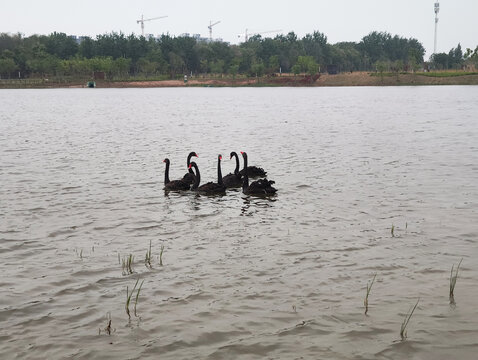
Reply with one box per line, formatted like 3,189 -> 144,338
145,240 -> 153,268
400,299 -> 419,341
391,224 -> 395,237
122,254 -> 134,275
98,313 -> 113,335
159,244 -> 164,266
449,258 -> 463,304
134,280 -> 144,317
125,279 -> 139,320
364,273 -> 377,315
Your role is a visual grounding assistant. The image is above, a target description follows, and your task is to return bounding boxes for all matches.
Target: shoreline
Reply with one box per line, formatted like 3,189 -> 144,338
2,72 -> 478,89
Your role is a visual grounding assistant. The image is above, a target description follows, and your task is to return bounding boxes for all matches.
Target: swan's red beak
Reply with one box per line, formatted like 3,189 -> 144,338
188,164 -> 192,169
240,151 -> 244,155
195,153 -> 199,157
163,159 -> 166,163
219,155 -> 222,160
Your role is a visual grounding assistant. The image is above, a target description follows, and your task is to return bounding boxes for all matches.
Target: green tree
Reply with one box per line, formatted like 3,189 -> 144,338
464,46 -> 478,69
296,56 -> 319,75
250,61 -> 265,77
79,36 -> 95,58
0,58 -> 17,78
136,57 -> 157,76
210,60 -> 225,74
431,53 -> 449,70
268,55 -> 279,74
228,64 -> 239,79
168,52 -> 184,78
375,60 -> 387,82
292,64 -> 301,79
113,57 -> 131,77
45,32 -> 78,59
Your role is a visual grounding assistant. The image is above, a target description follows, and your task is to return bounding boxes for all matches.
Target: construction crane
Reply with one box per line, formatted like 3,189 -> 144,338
238,29 -> 282,42
208,20 -> 221,41
136,14 -> 168,37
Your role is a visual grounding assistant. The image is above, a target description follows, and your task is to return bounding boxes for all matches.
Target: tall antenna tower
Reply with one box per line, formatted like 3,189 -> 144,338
434,2 -> 440,53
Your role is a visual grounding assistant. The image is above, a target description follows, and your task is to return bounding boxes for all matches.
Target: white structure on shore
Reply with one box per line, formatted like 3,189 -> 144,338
434,2 -> 440,54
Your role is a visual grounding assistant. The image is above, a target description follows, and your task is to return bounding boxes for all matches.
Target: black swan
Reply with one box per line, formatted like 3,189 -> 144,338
238,153 -> 267,178
189,155 -> 226,195
182,151 -> 198,184
241,151 -> 277,195
222,151 -> 243,188
163,158 -> 191,191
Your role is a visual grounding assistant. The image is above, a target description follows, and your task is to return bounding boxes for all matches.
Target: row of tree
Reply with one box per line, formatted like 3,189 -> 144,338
0,30 -> 475,80
430,43 -> 478,70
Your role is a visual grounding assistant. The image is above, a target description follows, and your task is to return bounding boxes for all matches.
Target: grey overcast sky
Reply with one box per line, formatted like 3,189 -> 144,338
2,0 -> 477,58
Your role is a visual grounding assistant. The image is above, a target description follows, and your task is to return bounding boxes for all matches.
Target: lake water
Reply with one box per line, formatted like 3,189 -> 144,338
1,86 -> 477,359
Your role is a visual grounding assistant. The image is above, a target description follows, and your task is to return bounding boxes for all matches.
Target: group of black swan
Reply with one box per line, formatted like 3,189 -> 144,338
163,151 -> 277,196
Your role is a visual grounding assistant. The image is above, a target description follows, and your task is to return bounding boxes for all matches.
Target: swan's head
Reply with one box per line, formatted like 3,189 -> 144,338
240,151 -> 247,158
230,151 -> 237,159
218,154 -> 222,161
163,158 -> 170,164
190,152 -> 198,158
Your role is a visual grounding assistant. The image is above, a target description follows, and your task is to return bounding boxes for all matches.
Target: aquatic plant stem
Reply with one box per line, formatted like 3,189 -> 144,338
364,273 -> 377,315
449,258 -> 463,305
400,298 -> 419,341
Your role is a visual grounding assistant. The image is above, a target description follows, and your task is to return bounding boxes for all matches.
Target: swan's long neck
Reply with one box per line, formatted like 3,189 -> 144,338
242,154 -> 249,190
217,157 -> 224,186
191,163 -> 200,190
232,152 -> 240,175
187,153 -> 194,174
164,161 -> 170,185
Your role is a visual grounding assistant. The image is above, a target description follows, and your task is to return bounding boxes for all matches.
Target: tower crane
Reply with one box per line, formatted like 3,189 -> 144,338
238,29 -> 282,42
136,14 -> 168,37
208,20 -> 221,41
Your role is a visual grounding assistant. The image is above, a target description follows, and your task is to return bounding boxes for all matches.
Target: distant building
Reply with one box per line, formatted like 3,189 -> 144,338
69,35 -> 89,44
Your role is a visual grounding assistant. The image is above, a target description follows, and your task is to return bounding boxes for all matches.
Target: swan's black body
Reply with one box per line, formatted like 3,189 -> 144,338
238,163 -> 267,178
241,152 -> 277,195
222,151 -> 243,188
163,158 -> 191,191
190,156 -> 226,195
182,152 -> 198,185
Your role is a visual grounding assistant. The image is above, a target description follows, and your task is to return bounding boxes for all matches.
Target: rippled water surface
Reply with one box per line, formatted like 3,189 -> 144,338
1,86 -> 478,359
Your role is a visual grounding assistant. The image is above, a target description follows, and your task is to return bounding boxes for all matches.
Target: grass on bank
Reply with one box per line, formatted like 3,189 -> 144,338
370,71 -> 478,78
416,71 -> 478,78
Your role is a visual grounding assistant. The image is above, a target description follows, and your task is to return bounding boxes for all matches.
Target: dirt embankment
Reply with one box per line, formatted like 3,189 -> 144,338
100,78 -> 258,88
2,72 -> 478,89
101,72 -> 478,88
314,72 -> 478,86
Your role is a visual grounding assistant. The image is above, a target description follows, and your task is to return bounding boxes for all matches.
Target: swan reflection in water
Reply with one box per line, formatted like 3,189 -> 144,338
241,195 -> 276,216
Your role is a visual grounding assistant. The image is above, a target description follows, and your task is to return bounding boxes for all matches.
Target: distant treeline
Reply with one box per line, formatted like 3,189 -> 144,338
0,31 -> 477,79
